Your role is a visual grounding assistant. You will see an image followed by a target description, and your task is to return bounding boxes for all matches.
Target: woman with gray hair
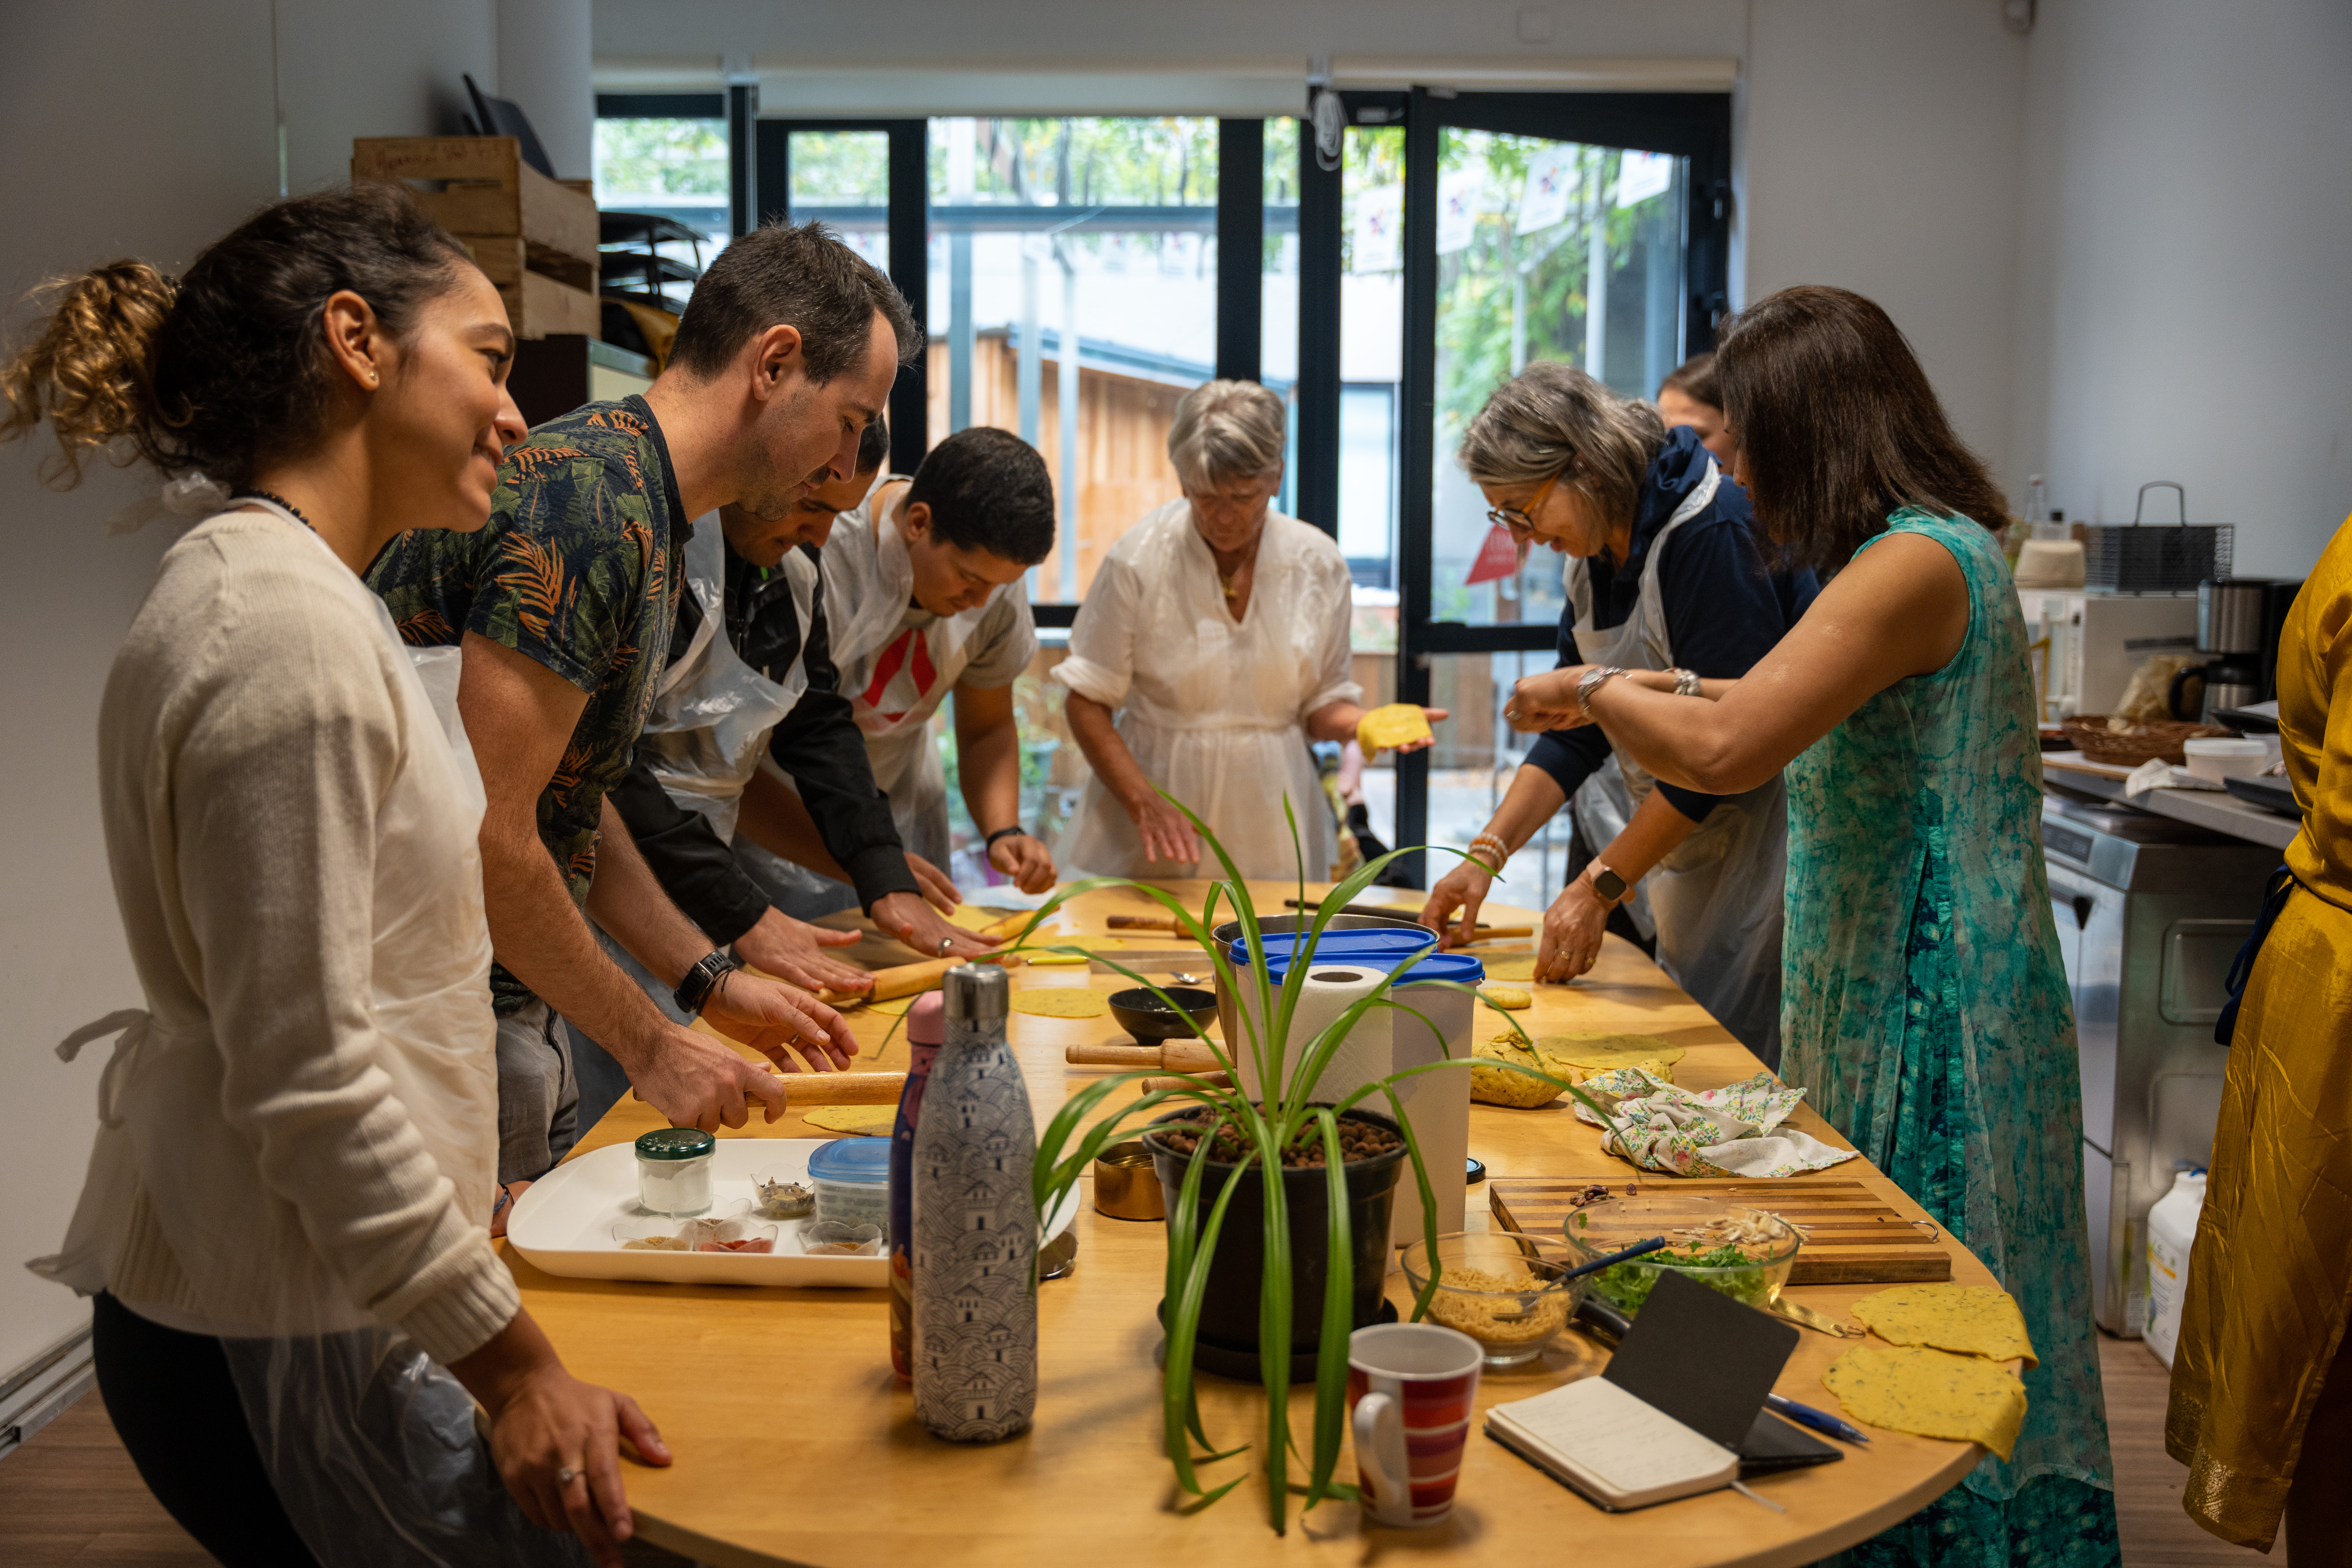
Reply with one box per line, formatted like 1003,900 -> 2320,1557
1053,379 -> 1441,878
1419,361 -> 1815,1064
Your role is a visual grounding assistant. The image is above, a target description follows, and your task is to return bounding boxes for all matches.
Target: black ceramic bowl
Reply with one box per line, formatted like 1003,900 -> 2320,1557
1108,986 -> 1219,1042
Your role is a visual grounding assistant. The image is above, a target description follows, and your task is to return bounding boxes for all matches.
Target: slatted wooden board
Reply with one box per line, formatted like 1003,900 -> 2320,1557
1488,1176 -> 1953,1284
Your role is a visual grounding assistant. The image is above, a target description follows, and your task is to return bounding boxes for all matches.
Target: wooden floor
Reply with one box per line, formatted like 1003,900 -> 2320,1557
0,1337 -> 2281,1565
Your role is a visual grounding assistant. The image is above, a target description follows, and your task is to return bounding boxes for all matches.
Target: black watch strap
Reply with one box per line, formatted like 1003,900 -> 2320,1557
673,950 -> 740,1016
984,825 -> 1029,849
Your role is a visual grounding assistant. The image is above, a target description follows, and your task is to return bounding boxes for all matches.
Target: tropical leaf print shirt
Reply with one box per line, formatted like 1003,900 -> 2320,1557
368,396 -> 686,1014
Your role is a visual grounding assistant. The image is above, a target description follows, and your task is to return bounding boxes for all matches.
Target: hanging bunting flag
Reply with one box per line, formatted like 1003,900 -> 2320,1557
1463,521 -> 1526,586
1351,184 -> 1403,274
1515,143 -> 1577,235
1617,149 -> 1675,208
1437,168 -> 1484,254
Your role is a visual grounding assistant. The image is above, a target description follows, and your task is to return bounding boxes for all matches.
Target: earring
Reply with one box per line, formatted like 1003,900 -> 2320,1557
366,371 -> 379,386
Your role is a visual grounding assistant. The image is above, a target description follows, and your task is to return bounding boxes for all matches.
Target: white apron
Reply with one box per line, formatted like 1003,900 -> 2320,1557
1052,503 -> 1359,881
823,480 -> 1008,867
39,509 -> 572,1565
637,511 -> 817,840
1566,461 -> 1789,1065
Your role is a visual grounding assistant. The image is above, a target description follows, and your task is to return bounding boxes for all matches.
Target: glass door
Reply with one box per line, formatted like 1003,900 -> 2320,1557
1393,90 -> 1730,885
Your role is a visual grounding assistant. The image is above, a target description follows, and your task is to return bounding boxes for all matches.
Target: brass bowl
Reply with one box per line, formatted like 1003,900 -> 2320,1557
1093,1140 -> 1165,1221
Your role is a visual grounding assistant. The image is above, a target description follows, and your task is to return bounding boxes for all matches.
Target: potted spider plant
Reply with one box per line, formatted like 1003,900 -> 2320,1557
1006,795 -> 1617,1534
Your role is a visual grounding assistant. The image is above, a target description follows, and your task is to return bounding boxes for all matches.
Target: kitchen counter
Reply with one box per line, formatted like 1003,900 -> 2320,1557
2044,753 -> 2297,851
505,880 -> 2002,1568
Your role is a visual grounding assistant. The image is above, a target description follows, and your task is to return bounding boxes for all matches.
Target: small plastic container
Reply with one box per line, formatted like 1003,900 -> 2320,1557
2182,736 -> 2268,782
809,1136 -> 892,1239
634,1127 -> 716,1216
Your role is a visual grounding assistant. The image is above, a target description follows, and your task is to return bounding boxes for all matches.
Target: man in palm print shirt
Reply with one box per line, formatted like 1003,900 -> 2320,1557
368,221 -> 942,1184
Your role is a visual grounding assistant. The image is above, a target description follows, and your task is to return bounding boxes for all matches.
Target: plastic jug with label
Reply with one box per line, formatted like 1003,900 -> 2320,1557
2144,1168 -> 2206,1368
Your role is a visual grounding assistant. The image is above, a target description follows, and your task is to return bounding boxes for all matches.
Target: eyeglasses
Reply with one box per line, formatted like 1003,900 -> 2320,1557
1486,467 -> 1567,533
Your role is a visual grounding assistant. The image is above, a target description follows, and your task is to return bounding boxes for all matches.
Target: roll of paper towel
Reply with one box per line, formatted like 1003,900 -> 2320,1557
1233,964 -> 1393,1107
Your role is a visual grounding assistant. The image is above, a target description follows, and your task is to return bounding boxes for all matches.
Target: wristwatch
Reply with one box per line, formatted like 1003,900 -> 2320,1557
985,825 -> 1029,850
1589,862 -> 1629,904
673,950 -> 741,1017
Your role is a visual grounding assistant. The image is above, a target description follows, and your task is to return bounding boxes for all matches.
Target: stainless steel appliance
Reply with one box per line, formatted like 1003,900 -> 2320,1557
2171,577 -> 2304,716
2041,794 -> 2276,1335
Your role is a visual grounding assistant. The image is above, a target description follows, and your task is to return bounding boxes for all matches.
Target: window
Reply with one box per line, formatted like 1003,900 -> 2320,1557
592,111 -> 729,310
924,117 -> 1220,606
786,129 -> 889,272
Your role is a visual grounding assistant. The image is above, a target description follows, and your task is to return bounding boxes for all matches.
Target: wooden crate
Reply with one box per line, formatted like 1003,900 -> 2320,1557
351,136 -> 597,282
1488,1175 -> 1954,1285
462,233 -> 596,299
498,270 -> 602,340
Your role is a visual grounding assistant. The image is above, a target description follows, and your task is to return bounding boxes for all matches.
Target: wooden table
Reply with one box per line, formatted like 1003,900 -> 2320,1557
511,882 -> 1994,1567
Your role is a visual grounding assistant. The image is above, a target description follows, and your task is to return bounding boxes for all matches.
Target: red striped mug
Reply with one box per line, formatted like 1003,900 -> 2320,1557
1347,1322 -> 1484,1528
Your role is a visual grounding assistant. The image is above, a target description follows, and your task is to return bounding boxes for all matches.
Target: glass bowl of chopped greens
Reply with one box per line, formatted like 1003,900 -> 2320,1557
1559,1196 -> 1801,1319
1399,1232 -> 1585,1368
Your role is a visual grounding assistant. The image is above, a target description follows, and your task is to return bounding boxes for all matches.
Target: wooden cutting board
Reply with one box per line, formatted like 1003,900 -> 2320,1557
1488,1176 -> 1953,1285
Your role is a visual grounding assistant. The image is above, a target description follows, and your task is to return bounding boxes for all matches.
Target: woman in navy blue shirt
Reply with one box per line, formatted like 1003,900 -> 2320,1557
1422,362 -> 1815,1064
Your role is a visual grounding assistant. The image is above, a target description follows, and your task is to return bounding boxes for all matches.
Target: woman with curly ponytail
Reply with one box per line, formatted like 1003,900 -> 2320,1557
13,184 -> 669,1568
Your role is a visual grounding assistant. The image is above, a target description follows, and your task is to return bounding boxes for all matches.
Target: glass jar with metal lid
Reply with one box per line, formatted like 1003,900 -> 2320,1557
635,1127 -> 717,1216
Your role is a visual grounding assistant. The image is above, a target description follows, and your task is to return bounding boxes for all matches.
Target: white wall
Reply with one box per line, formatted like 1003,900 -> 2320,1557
0,0 -> 494,1382
1738,0 -> 2030,489
2009,0 -> 2352,576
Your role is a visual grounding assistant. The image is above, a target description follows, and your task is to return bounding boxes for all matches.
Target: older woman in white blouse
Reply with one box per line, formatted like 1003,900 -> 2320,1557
1054,380 -> 1440,879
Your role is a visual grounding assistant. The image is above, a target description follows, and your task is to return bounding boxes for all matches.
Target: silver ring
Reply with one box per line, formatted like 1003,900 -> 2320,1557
556,1465 -> 581,1489
938,935 -> 952,956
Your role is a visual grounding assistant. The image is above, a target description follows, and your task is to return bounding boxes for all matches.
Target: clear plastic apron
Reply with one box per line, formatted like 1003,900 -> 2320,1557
39,509 -> 582,1566
637,511 -> 815,841
825,483 -> 991,867
1566,462 -> 1789,1064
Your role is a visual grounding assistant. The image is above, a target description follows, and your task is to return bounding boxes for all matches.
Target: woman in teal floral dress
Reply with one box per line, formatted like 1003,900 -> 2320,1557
1503,286 -> 2117,1566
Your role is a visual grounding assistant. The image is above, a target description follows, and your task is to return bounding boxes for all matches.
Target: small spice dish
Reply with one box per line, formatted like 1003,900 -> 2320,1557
1398,1232 -> 1585,1367
1107,986 -> 1219,1043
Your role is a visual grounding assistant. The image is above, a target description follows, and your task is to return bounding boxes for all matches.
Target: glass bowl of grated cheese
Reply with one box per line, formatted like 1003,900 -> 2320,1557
1399,1232 -> 1586,1368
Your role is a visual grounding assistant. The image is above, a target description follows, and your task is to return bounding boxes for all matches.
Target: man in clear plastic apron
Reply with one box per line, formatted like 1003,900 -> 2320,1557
1422,366 -> 1816,1067
761,425 -> 1060,911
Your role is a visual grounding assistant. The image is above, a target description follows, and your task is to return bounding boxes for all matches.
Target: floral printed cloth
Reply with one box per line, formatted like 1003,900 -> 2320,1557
1780,510 -> 2116,1558
1570,1068 -> 1859,1178
369,397 -> 687,1014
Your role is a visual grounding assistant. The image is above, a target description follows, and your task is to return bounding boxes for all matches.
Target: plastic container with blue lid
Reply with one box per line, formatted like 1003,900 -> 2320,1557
1228,927 -> 1440,973
810,1136 -> 892,1238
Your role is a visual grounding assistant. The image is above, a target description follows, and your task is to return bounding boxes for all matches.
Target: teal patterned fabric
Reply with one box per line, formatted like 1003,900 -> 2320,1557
1781,511 -> 2117,1559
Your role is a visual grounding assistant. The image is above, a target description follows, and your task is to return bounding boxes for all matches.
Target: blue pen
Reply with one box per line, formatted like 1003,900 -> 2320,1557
1766,1392 -> 1871,1445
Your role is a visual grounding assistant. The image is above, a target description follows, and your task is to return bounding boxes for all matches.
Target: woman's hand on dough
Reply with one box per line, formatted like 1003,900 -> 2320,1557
733,908 -> 871,993
1419,857 -> 1493,950
1125,793 -> 1203,866
1537,876 -> 1611,983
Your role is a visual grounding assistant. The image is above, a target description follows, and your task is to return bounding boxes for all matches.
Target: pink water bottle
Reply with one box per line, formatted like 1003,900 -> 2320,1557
888,992 -> 944,1380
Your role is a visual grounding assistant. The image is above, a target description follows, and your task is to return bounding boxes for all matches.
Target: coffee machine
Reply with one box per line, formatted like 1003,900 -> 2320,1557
2169,577 -> 2303,720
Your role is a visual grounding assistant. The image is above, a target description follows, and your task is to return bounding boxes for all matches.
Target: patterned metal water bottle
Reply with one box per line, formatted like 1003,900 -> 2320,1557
911,964 -> 1038,1442
888,992 -> 944,1381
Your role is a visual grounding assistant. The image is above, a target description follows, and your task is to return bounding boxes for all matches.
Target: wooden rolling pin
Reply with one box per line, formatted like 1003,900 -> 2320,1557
634,1069 -> 907,1106
1463,926 -> 1534,942
1144,1071 -> 1233,1093
814,912 -> 1041,1006
1107,913 -> 1181,931
1066,1041 -> 1224,1074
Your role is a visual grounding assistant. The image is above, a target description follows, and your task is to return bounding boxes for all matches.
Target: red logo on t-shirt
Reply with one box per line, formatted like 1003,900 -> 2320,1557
861,628 -> 938,723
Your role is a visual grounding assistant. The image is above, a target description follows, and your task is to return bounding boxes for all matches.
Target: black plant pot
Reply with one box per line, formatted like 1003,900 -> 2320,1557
1143,1105 -> 1407,1380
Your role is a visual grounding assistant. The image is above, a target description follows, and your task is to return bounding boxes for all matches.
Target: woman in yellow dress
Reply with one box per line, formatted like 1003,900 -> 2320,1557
2168,514 -> 2352,1555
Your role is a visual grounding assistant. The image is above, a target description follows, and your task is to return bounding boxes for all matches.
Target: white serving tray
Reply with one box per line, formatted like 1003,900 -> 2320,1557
509,1138 -> 1081,1290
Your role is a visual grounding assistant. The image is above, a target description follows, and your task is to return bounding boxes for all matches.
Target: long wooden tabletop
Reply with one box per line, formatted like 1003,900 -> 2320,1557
510,881 -> 1992,1567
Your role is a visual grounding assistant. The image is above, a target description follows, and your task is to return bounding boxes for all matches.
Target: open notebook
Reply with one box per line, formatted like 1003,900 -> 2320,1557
1485,1270 -> 1803,1511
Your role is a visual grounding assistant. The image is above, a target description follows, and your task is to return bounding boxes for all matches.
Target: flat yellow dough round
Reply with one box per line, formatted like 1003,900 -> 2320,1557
1479,986 -> 1532,1010
1538,1033 -> 1686,1068
1010,988 -> 1111,1019
1821,1344 -> 2027,1462
804,1104 -> 899,1135
1851,1285 -> 2038,1366
1480,952 -> 1538,981
1356,703 -> 1433,751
